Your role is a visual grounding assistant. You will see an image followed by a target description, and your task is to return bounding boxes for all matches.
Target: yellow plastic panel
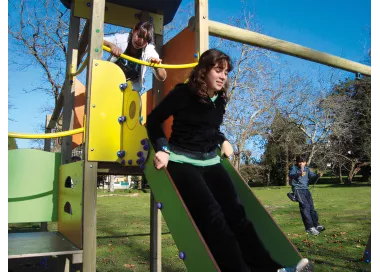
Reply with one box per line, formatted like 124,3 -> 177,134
74,0 -> 163,35
88,60 -> 124,162
120,87 -> 149,168
58,161 -> 83,249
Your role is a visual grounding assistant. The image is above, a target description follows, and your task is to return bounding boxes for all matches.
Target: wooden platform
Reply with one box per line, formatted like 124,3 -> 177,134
9,232 -> 82,259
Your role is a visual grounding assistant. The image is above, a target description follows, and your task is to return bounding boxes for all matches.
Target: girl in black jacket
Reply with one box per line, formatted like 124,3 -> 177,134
147,49 -> 312,272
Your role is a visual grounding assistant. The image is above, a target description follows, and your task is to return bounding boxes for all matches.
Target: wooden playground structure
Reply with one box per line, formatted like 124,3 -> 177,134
8,0 -> 371,271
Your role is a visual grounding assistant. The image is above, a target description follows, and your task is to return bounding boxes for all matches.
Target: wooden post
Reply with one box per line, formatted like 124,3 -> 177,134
82,0 -> 105,271
41,115 -> 53,232
78,20 -> 90,65
150,28 -> 164,272
62,2 -> 80,165
195,0 -> 209,56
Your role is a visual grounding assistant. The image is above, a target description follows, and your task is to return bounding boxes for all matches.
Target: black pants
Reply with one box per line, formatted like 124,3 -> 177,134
295,189 -> 320,230
167,161 -> 281,272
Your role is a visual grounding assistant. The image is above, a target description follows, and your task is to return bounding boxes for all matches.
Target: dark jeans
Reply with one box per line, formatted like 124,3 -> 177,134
167,161 -> 281,272
295,189 -> 320,230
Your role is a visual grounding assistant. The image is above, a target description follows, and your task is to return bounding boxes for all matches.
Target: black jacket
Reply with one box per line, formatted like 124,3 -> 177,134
146,83 -> 227,154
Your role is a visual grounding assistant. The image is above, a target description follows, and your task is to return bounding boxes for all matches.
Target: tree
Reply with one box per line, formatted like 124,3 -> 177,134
320,76 -> 371,184
8,137 -> 18,150
262,111 -> 306,186
214,7 -> 306,171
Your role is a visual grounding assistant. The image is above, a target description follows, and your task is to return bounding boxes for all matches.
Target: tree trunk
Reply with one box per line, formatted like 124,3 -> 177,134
346,160 -> 358,185
339,164 -> 343,184
234,145 -> 242,170
138,176 -> 142,190
284,141 -> 290,186
307,144 -> 316,166
109,176 -> 115,192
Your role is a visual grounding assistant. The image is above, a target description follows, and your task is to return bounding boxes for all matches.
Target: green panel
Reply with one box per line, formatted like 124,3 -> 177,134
221,158 -> 301,267
8,149 -> 61,223
143,145 -> 218,272
58,161 -> 83,249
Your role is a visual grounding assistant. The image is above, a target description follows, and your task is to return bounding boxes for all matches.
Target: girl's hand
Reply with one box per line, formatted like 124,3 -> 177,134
221,140 -> 233,158
154,151 -> 169,169
150,57 -> 162,64
110,44 -> 122,57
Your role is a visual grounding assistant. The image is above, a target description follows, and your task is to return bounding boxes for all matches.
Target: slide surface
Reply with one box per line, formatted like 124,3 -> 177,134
144,145 -> 301,271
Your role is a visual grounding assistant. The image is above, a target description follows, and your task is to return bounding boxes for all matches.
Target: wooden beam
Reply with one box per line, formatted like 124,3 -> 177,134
73,0 -> 163,35
208,20 -> 371,76
62,2 -> 80,165
82,0 -> 105,271
195,0 -> 209,56
47,91 -> 64,129
78,20 -> 90,65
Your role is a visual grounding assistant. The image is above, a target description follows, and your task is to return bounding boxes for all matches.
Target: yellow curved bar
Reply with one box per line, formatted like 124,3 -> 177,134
102,45 -> 198,69
8,128 -> 84,139
70,55 -> 89,76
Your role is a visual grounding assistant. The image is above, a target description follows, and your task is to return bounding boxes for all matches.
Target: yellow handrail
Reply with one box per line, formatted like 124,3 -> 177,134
8,128 -> 84,139
70,55 -> 89,76
102,45 -> 198,69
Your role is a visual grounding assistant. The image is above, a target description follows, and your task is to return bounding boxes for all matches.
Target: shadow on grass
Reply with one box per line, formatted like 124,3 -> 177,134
97,231 -> 171,239
296,237 -> 371,271
317,183 -> 371,189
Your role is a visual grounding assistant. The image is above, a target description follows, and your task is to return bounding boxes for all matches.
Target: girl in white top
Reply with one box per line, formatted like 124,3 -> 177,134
104,21 -> 167,94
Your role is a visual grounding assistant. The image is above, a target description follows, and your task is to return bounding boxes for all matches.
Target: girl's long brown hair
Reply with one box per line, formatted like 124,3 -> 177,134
188,49 -> 233,103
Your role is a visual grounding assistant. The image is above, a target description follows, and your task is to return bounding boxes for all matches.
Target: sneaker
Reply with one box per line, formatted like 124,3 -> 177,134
277,258 -> 314,272
316,225 -> 325,232
306,227 -> 320,235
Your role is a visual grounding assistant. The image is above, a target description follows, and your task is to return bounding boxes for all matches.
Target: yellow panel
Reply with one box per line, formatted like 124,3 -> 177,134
140,92 -> 147,125
88,60 -> 125,162
120,88 -> 149,168
58,161 -> 83,249
74,0 -> 163,35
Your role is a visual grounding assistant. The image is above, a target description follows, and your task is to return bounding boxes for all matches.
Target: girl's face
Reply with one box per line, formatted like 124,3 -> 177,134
131,29 -> 149,49
204,61 -> 229,93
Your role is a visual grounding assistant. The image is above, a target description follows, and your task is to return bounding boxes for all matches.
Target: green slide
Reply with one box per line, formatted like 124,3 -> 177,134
144,145 -> 301,271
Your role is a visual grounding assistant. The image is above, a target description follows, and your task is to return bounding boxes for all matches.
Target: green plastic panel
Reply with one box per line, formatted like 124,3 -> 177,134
143,145 -> 219,272
221,158 -> 301,267
58,161 -> 83,249
8,149 -> 61,223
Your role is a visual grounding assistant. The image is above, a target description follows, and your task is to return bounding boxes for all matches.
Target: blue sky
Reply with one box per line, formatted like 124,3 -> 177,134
7,0 -> 371,149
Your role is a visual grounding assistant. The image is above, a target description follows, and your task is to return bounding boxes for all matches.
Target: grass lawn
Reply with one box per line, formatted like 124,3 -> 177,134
94,182 -> 370,272
9,182 -> 370,271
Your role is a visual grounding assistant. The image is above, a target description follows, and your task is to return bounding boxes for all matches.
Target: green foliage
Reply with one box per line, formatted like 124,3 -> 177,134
262,111 -> 306,185
8,137 -> 18,150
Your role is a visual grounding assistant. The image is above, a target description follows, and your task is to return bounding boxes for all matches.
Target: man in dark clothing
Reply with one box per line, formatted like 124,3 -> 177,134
289,155 -> 325,235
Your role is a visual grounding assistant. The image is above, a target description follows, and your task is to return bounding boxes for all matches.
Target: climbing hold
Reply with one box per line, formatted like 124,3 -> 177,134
128,160 -> 133,165
194,53 -> 198,59
143,144 -> 149,151
121,160 -> 125,165
140,139 -> 147,145
119,83 -> 128,91
137,151 -> 143,157
95,48 -> 99,52
179,252 -> 185,260
157,202 -> 163,209
139,164 -> 145,170
86,2 -> 91,7
117,150 -> 125,158
118,116 -> 127,123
